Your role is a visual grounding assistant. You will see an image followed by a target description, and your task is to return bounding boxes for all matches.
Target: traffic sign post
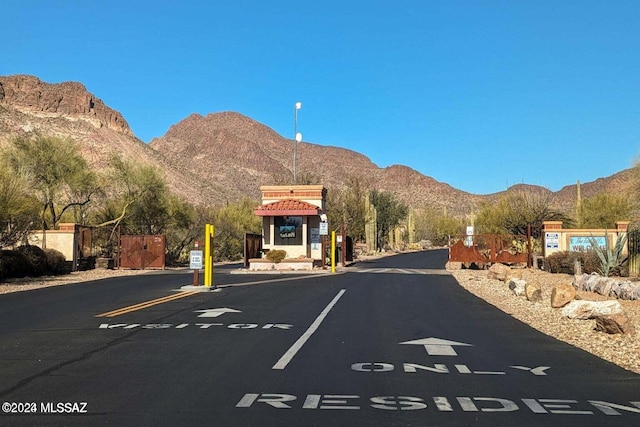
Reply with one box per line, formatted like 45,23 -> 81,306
189,249 -> 203,286
319,221 -> 329,236
331,231 -> 336,273
320,221 -> 329,270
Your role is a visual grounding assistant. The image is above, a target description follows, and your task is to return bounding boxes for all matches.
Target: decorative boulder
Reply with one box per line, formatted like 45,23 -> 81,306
508,278 -> 526,297
594,314 -> 634,335
573,273 -> 640,301
525,281 -> 542,303
550,283 -> 576,308
488,263 -> 511,281
508,269 -> 524,280
561,300 -> 624,320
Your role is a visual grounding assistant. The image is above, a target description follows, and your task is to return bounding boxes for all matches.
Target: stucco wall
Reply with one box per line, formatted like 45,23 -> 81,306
28,230 -> 76,262
543,221 -> 629,258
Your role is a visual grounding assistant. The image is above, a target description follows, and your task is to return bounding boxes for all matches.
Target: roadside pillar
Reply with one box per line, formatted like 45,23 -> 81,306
204,224 -> 215,287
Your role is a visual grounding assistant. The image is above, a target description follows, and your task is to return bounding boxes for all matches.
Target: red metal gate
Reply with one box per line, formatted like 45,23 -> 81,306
449,234 -> 530,266
119,235 -> 166,269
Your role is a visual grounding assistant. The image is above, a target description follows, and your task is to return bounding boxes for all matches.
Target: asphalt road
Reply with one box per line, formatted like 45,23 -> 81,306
0,250 -> 638,426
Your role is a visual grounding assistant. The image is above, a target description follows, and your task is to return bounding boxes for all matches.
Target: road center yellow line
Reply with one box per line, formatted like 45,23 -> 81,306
96,291 -> 200,318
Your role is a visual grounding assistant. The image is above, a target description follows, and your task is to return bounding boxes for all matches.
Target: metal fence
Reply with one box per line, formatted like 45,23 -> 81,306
449,234 -> 530,266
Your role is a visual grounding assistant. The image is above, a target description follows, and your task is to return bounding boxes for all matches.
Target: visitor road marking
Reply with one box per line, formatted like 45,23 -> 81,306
272,289 -> 346,370
95,291 -> 200,318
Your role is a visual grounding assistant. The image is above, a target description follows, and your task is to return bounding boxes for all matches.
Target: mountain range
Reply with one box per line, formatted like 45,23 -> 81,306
0,75 -> 632,217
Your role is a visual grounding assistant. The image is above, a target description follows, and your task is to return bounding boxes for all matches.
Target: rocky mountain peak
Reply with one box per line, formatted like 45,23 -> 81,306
0,74 -> 631,213
0,74 -> 133,137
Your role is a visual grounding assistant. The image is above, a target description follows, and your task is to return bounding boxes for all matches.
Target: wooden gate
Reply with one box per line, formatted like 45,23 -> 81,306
119,235 -> 166,269
244,233 -> 262,267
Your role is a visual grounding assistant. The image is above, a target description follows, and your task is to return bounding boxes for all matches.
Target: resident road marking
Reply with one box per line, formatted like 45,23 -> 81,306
272,289 -> 346,370
95,291 -> 200,318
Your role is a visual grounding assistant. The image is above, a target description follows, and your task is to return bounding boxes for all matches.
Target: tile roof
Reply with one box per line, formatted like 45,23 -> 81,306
255,199 -> 320,216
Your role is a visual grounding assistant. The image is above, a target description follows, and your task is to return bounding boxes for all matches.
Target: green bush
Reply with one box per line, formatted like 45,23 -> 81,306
266,250 -> 287,263
0,246 -> 69,279
0,249 -> 31,279
44,248 -> 67,274
17,245 -> 48,277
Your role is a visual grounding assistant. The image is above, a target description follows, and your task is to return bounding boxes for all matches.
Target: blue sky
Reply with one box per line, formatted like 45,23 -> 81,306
3,1 -> 639,195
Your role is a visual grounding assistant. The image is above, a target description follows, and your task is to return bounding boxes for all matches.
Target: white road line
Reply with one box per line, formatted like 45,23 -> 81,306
221,273 -> 335,288
272,289 -> 346,370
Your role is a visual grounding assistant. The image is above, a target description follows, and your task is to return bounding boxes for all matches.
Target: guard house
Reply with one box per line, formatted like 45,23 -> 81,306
253,185 -> 327,268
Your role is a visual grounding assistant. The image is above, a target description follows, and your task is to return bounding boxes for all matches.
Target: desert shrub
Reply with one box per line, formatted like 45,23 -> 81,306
266,250 -> 287,263
545,250 -> 604,275
546,251 -> 575,274
44,248 -> 67,274
581,251 -> 601,275
17,245 -> 49,277
0,249 -> 31,279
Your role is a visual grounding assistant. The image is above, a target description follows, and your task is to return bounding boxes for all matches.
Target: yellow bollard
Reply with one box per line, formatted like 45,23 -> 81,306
204,224 -> 215,287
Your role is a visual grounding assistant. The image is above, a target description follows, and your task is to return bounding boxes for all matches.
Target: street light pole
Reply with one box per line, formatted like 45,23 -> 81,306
293,101 -> 302,184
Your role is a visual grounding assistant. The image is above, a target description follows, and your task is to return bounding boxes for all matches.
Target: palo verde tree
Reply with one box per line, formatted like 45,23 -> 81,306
475,190 -> 571,240
209,198 -> 262,261
0,163 -> 40,246
93,156 -> 195,260
2,136 -> 97,230
577,193 -> 632,229
326,175 -> 369,242
413,207 -> 465,246
629,159 -> 640,218
369,189 -> 409,250
98,156 -> 170,235
163,194 -> 198,263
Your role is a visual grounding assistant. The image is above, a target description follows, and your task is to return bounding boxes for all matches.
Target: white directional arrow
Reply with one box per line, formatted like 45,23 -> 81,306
400,337 -> 473,356
194,308 -> 242,318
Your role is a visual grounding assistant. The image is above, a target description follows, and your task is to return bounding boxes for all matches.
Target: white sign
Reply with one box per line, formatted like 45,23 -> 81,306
189,250 -> 203,269
319,222 -> 329,236
465,226 -> 474,247
545,232 -> 559,249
